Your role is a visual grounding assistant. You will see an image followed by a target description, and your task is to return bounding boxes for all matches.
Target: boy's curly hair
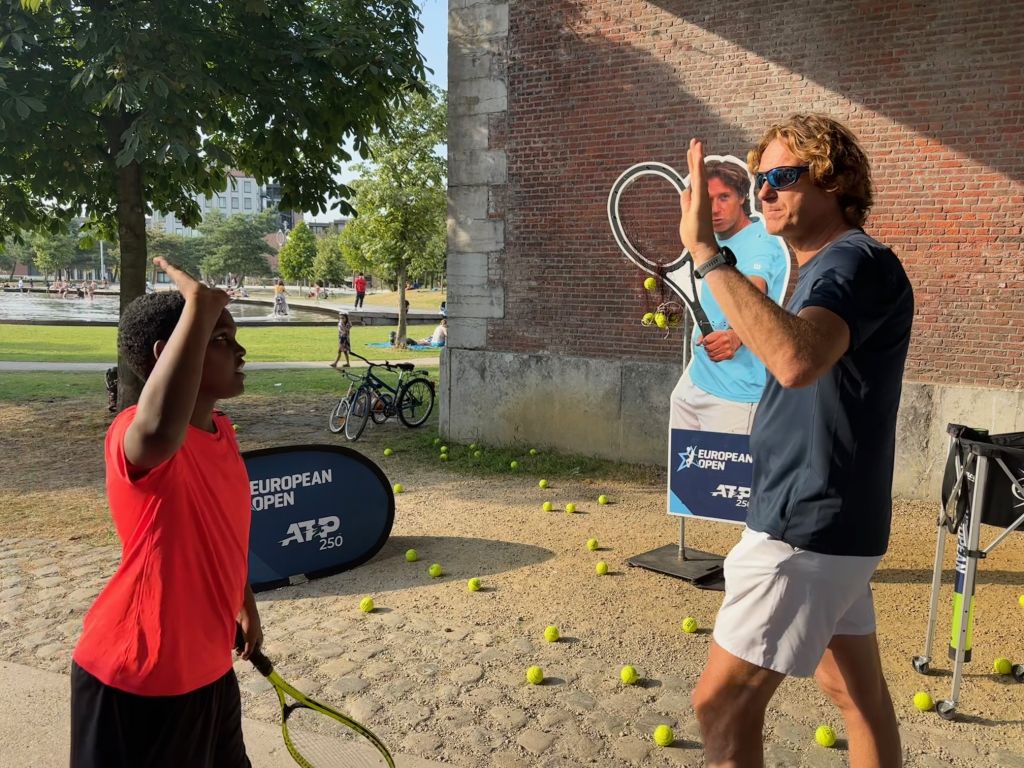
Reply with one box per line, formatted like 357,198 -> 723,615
117,292 -> 186,378
747,114 -> 874,228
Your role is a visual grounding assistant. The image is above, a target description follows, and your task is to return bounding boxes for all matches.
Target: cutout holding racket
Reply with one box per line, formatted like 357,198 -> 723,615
607,161 -> 714,337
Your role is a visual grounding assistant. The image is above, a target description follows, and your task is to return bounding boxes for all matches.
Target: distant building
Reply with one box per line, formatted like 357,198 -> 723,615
308,218 -> 350,237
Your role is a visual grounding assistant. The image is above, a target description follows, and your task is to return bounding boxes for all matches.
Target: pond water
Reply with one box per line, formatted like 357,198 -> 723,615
0,292 -> 333,323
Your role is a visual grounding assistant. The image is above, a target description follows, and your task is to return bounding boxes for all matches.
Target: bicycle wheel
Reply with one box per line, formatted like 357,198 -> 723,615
370,392 -> 393,425
344,387 -> 372,440
328,397 -> 350,433
397,378 -> 435,428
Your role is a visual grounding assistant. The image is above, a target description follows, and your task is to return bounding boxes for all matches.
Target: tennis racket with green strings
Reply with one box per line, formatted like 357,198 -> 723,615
235,625 -> 394,767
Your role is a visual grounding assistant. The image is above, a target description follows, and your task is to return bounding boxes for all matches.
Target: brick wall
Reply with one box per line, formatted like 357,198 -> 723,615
486,0 -> 1024,388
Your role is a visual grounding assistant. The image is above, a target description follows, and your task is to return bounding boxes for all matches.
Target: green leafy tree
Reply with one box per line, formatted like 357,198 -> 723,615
0,237 -> 32,279
277,221 -> 317,285
198,212 -> 275,283
31,226 -> 79,279
1,0 -> 427,406
340,85 -> 447,345
311,231 -> 350,287
147,229 -> 203,279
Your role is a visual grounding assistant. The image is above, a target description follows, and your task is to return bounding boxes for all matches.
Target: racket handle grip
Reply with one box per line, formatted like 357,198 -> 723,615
234,622 -> 274,677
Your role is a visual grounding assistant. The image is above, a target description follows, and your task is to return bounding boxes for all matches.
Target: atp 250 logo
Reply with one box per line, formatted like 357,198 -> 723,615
279,516 -> 343,551
712,484 -> 751,508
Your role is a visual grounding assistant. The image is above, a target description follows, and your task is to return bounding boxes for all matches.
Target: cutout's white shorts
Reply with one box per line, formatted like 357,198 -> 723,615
713,528 -> 882,677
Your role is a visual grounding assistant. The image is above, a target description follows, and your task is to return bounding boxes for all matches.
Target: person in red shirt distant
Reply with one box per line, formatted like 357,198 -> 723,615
70,257 -> 262,768
353,271 -> 367,308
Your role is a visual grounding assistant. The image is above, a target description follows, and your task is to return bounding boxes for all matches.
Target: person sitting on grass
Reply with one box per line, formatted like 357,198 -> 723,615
422,318 -> 447,347
70,257 -> 262,768
330,312 -> 352,368
389,330 -> 418,347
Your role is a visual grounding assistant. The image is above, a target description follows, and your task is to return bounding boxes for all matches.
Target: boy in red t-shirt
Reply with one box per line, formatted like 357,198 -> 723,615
71,258 -> 262,768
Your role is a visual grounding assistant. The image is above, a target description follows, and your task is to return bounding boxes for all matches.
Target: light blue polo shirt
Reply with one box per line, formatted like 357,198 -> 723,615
688,219 -> 789,403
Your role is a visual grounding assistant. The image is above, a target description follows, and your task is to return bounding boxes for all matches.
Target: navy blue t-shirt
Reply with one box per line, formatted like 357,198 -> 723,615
746,230 -> 914,557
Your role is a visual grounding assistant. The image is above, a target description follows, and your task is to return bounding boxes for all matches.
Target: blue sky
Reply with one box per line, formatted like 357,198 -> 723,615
309,0 -> 446,221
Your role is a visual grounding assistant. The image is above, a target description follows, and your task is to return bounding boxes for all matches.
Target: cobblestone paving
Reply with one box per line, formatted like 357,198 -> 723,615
2,537 -> 1022,768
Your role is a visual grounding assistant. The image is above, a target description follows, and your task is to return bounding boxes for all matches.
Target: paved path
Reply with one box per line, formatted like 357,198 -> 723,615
0,358 -> 439,372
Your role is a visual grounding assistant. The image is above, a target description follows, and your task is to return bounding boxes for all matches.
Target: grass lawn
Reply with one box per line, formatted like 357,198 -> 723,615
0,323 -> 442,363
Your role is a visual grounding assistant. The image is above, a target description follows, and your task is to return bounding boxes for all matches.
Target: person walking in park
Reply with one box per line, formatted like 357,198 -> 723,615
330,312 -> 352,368
353,272 -> 367,308
678,114 -> 913,768
70,257 -> 262,767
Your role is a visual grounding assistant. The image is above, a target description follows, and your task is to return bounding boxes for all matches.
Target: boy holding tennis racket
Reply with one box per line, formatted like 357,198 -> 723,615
70,257 -> 262,768
679,115 -> 913,768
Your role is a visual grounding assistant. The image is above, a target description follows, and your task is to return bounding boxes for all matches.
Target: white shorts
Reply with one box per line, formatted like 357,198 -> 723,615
669,371 -> 757,434
713,528 -> 882,677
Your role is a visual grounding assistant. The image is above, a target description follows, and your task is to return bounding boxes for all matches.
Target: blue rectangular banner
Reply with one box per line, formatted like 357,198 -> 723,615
668,428 -> 753,524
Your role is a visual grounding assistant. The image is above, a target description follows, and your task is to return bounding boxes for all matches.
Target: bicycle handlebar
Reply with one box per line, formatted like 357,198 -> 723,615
349,351 -> 416,373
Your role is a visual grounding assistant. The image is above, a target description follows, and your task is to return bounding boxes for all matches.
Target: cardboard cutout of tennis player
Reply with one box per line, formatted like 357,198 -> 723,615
608,155 -> 789,530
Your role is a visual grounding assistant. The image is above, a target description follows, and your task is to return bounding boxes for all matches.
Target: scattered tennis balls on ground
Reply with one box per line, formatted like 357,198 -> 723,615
814,725 -> 837,748
620,665 -> 638,685
469,443 -> 478,450
405,549 -> 418,562
428,563 -> 443,578
913,691 -> 934,711
473,450 -> 482,458
544,625 -> 560,642
653,724 -> 673,747
539,479 -> 549,489
526,666 -> 544,685
383,447 -> 393,456
1018,594 -> 1024,608
643,276 -> 657,291
681,617 -> 698,634
510,461 -> 519,470
529,448 -> 538,456
565,502 -> 576,514
586,538 -> 599,551
433,437 -> 441,445
542,501 -> 554,511
467,577 -> 482,592
393,483 -> 404,493
439,454 -> 449,462
359,597 -> 375,613
595,561 -> 609,575
993,657 -> 1013,675
440,445 -> 448,453
598,494 -> 609,505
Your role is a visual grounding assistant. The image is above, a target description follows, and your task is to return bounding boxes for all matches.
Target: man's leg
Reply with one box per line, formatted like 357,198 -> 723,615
692,641 -> 785,768
814,633 -> 901,768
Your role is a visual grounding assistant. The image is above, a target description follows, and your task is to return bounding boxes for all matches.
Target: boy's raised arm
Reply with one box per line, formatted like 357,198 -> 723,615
124,258 -> 230,470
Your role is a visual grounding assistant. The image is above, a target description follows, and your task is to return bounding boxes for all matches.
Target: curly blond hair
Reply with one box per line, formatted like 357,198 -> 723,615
747,114 -> 873,228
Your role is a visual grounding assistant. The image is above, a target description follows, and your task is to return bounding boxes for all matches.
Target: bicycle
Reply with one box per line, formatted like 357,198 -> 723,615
328,353 -> 436,440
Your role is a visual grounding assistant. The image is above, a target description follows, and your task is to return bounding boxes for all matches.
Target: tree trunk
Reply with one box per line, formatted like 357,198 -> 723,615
397,267 -> 408,349
108,117 -> 148,410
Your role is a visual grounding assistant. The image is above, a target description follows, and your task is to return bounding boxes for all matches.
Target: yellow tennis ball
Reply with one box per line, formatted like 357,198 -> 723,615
526,666 -> 544,685
383,447 -> 393,456
428,563 -> 442,578
393,483 -> 404,493
467,577 -> 481,592
1018,594 -> 1024,608
439,453 -> 449,462
359,597 -> 374,613
529,448 -> 538,456
433,437 -> 441,445
620,665 -> 638,685
595,561 -> 608,576
641,312 -> 655,325
913,691 -> 933,711
510,460 -> 519,470
643,276 -> 657,291
565,502 -> 576,514
598,494 -> 609,505
815,725 -> 836,748
655,312 -> 668,329
232,424 -> 239,431
473,450 -> 482,458
586,538 -> 599,551
993,657 -> 1013,675
469,443 -> 477,450
681,617 -> 698,634
542,501 -> 553,511
653,724 -> 673,747
405,548 -> 418,562
539,479 -> 549,489
544,625 -> 560,642
440,445 -> 448,453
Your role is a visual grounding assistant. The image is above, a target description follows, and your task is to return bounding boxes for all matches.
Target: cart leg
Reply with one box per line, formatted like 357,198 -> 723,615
913,522 -> 947,675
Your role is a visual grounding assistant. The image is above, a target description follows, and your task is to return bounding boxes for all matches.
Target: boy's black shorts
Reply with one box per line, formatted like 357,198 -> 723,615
70,661 -> 251,768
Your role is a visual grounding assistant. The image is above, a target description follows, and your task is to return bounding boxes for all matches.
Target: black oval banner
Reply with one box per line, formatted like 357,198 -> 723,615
243,444 -> 394,592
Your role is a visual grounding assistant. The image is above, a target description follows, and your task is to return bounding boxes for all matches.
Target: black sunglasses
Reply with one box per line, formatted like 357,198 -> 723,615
754,165 -> 809,191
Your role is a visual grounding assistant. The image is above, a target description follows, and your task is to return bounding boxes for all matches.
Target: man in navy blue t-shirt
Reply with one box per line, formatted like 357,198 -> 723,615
678,115 -> 913,767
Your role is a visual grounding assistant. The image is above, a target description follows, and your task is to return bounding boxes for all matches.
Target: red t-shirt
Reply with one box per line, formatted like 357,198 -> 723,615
354,276 -> 367,292
73,406 -> 251,696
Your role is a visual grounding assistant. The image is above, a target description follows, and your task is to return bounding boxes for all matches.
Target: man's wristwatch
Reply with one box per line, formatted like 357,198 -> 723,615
694,246 -> 737,279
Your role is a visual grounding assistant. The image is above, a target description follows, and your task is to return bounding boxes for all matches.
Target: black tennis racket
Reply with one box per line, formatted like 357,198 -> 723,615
608,161 -> 715,337
235,626 -> 394,767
